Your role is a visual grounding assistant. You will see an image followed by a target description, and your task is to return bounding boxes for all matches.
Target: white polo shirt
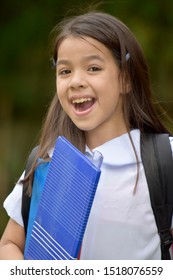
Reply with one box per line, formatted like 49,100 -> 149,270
3,129 -> 173,259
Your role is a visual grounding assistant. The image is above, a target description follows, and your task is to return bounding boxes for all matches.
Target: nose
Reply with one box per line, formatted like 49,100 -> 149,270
69,70 -> 87,89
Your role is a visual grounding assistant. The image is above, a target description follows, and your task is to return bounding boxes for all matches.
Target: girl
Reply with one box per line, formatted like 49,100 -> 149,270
0,11 -> 173,260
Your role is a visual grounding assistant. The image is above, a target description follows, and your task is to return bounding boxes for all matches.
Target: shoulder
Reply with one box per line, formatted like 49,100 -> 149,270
3,172 -> 25,227
169,136 -> 173,156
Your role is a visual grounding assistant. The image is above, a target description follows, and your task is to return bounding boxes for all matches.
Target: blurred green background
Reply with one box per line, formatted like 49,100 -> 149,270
1,0 -> 173,237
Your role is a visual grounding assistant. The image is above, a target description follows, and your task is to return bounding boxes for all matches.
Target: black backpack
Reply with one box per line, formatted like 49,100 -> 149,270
22,133 -> 173,259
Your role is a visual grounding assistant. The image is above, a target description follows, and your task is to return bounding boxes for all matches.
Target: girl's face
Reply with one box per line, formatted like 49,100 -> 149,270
56,36 -> 127,148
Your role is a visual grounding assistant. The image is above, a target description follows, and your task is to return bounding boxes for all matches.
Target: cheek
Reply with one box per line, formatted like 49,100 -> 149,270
56,86 -> 69,114
56,80 -> 65,100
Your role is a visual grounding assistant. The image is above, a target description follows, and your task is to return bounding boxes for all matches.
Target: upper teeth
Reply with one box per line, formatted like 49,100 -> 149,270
72,98 -> 92,104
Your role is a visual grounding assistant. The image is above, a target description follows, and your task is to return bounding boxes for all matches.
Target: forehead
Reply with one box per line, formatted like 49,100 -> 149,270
57,35 -> 115,61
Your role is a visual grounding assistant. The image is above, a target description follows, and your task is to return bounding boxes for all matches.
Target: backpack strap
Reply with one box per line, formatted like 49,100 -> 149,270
141,133 -> 173,259
22,146 -> 39,235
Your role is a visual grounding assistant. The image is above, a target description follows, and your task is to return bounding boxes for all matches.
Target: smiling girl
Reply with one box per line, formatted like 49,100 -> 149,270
56,35 -> 127,148
0,11 -> 173,260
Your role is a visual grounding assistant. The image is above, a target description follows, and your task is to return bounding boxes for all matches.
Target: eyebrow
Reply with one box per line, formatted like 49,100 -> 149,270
57,54 -> 105,66
83,54 -> 105,63
56,59 -> 69,66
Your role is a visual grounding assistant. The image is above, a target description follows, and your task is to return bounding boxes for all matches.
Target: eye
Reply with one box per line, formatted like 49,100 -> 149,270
58,69 -> 71,75
88,66 -> 101,72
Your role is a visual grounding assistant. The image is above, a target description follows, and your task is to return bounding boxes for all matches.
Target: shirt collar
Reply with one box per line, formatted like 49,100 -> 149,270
47,129 -> 141,166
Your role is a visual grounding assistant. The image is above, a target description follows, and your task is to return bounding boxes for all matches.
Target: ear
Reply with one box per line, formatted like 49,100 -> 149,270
119,73 -> 132,94
124,80 -> 132,94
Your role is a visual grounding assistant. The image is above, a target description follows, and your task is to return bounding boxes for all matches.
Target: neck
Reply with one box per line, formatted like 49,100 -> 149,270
85,122 -> 128,150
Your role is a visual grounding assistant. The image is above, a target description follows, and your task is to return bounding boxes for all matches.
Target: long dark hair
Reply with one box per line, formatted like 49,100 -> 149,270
24,11 -> 172,194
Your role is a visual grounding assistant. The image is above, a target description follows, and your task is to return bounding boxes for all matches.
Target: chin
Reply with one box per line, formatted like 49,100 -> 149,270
73,123 -> 95,132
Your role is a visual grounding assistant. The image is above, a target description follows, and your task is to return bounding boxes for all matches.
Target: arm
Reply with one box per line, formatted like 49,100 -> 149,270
0,218 -> 25,260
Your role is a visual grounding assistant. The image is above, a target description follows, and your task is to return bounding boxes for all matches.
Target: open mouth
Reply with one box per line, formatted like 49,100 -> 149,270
72,97 -> 95,112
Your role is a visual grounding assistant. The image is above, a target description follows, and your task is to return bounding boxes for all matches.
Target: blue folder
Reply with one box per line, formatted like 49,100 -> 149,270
24,136 -> 102,260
